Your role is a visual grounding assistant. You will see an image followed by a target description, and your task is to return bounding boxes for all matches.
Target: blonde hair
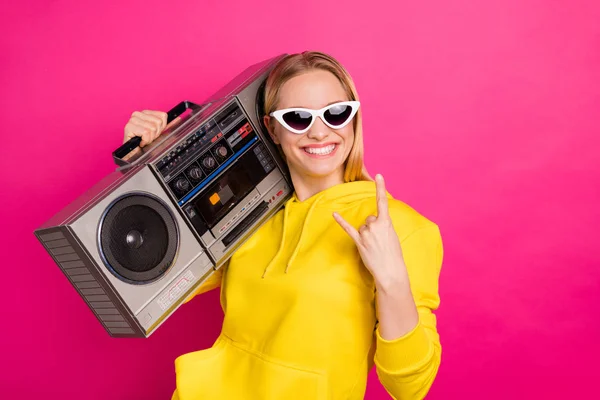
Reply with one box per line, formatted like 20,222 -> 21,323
263,51 -> 373,182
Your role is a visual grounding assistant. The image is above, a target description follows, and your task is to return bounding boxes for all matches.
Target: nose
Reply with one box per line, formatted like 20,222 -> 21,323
306,116 -> 329,140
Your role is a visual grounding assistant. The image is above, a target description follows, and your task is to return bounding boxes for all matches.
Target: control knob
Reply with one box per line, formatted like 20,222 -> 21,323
175,178 -> 190,192
188,166 -> 203,181
202,156 -> 216,169
216,146 -> 228,158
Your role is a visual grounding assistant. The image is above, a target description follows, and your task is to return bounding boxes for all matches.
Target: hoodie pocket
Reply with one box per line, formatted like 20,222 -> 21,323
174,335 -> 327,400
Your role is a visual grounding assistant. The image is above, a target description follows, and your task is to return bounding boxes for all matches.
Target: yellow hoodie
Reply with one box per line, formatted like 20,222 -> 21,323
172,180 -> 443,400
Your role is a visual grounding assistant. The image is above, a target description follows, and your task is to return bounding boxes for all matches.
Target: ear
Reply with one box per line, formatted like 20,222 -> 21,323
263,115 -> 280,144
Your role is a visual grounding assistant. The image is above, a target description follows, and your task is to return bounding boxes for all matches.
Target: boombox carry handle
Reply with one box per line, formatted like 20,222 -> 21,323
112,100 -> 202,167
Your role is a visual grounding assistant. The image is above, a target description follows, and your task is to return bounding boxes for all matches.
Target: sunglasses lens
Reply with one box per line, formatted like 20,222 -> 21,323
324,104 -> 353,127
282,110 -> 313,131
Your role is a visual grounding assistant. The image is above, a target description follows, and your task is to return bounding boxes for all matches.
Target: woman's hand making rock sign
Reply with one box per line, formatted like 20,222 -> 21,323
333,174 -> 408,288
333,174 -> 419,340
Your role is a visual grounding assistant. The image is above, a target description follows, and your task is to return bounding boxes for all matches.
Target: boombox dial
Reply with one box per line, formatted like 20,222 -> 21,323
175,178 -> 190,192
188,166 -> 203,181
215,145 -> 228,159
211,140 -> 233,163
202,156 -> 217,170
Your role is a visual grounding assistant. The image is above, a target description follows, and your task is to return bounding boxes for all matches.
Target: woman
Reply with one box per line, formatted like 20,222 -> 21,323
123,51 -> 443,400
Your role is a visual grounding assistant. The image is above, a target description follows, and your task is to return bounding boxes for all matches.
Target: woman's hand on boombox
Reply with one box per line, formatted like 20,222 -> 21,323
123,110 -> 168,147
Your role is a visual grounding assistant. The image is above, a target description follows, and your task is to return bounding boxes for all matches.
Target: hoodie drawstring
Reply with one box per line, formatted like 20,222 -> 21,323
284,195 -> 321,274
261,199 -> 291,278
262,194 -> 323,278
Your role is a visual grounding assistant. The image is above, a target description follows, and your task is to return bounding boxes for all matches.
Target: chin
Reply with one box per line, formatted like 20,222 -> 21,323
304,168 -> 341,178
295,161 -> 345,179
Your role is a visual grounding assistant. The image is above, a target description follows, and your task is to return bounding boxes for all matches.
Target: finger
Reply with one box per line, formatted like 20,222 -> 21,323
124,121 -> 152,147
365,215 -> 377,225
130,117 -> 160,145
142,110 -> 167,133
139,112 -> 165,141
159,112 -> 167,131
129,130 -> 152,147
143,110 -> 168,132
138,131 -> 153,147
359,224 -> 371,235
375,174 -> 390,220
142,110 -> 167,119
132,110 -> 162,130
123,121 -> 143,141
332,212 -> 361,244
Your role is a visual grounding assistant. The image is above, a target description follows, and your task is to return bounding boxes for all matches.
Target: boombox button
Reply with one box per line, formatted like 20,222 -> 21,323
277,190 -> 283,197
184,206 -> 196,218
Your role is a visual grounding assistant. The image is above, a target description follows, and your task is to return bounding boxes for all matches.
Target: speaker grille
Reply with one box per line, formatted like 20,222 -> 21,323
98,193 -> 179,284
38,230 -> 136,336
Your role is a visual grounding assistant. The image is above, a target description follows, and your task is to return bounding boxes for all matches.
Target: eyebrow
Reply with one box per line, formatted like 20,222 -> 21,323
285,100 -> 347,109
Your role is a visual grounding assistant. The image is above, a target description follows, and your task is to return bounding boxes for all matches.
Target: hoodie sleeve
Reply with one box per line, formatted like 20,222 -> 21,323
374,222 -> 444,400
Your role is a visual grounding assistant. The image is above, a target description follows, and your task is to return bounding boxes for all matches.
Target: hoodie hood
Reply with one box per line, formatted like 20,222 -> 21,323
261,180 -> 391,278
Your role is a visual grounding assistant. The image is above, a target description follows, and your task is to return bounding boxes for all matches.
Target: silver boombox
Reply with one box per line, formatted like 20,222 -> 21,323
34,54 -> 292,338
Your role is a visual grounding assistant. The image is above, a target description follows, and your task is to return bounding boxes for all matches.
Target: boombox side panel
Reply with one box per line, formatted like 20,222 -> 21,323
35,227 -> 145,338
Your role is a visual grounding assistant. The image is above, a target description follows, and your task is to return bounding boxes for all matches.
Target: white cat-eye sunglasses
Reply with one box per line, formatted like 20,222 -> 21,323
269,101 -> 360,134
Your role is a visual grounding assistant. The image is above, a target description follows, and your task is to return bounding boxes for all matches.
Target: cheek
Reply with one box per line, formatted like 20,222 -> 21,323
274,129 -> 300,154
340,127 -> 355,148
276,129 -> 292,145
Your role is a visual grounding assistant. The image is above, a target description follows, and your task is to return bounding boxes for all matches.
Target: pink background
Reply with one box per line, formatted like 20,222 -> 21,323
1,0 -> 599,399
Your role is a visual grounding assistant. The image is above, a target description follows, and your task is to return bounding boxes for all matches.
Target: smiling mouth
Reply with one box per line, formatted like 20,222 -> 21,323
303,144 -> 337,156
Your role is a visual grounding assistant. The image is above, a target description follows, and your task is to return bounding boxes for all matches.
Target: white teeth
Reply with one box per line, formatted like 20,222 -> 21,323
304,144 -> 336,155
